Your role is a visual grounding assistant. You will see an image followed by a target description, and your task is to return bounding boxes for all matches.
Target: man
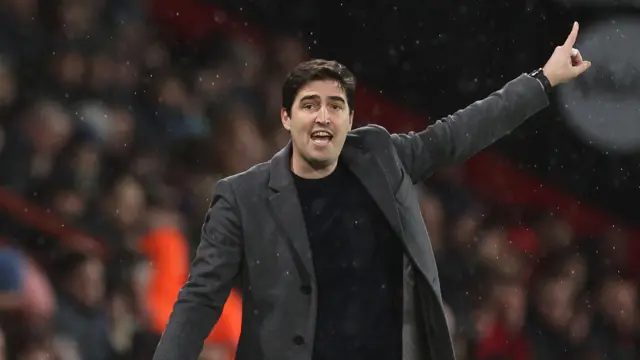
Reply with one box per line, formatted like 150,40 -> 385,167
154,22 -> 591,360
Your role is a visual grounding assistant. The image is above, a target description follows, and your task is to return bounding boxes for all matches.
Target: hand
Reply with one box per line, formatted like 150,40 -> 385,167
542,22 -> 592,87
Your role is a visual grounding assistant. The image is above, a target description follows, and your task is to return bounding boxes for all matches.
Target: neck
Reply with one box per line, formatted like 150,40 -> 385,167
291,152 -> 337,179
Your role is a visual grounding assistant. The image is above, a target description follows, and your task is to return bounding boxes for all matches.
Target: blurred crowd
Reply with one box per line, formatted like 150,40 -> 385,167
0,1 -> 637,360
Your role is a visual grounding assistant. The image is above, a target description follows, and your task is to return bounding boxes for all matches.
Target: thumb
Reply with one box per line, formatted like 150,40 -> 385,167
573,61 -> 592,76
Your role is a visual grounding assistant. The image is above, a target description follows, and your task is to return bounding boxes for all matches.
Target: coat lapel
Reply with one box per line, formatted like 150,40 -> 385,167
267,145 -> 315,281
341,137 -> 405,240
266,136 -> 405,280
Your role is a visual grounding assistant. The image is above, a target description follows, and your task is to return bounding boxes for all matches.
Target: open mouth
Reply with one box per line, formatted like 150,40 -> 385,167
310,130 -> 333,146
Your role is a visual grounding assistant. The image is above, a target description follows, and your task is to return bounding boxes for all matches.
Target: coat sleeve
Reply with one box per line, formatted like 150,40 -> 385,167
389,74 -> 549,184
153,179 -> 244,360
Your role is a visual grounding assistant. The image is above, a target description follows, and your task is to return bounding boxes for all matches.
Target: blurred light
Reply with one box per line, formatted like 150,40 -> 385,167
557,17 -> 640,154
552,0 -> 640,8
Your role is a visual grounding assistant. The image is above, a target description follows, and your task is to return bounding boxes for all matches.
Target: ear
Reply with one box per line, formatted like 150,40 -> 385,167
281,108 -> 291,131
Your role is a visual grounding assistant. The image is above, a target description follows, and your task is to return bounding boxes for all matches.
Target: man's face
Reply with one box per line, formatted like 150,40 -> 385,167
281,80 -> 353,171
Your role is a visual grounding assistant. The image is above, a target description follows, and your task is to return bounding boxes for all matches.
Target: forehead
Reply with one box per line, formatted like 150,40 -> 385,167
295,80 -> 346,101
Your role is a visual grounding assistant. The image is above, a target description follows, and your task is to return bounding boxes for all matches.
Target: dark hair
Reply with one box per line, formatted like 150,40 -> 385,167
281,59 -> 356,116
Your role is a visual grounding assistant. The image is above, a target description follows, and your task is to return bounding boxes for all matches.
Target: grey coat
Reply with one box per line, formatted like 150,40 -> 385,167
153,74 -> 549,360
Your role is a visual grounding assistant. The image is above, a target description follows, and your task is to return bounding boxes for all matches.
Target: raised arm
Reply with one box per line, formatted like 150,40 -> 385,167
391,74 -> 548,183
153,179 -> 244,360
391,22 -> 591,184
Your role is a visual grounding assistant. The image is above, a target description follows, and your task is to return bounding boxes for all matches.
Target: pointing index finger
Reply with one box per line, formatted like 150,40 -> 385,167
564,22 -> 580,48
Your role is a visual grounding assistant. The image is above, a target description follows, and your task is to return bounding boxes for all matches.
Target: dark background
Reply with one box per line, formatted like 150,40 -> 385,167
207,0 -> 640,223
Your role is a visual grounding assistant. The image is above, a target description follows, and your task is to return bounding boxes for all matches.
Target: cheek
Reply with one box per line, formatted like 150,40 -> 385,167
338,114 -> 353,130
287,129 -> 307,146
288,119 -> 311,137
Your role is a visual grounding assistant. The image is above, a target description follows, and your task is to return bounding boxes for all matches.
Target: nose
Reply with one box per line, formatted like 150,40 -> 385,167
315,106 -> 330,124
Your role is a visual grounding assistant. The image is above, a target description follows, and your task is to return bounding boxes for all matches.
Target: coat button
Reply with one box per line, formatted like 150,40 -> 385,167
300,285 -> 312,295
292,335 -> 305,345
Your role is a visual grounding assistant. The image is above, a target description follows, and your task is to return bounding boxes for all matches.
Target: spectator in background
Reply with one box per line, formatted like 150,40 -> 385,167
0,99 -> 73,196
589,276 -> 639,360
53,252 -> 110,360
0,327 -> 5,360
104,250 -> 157,360
20,255 -> 56,324
0,246 -> 55,325
139,193 -> 190,338
475,278 -> 530,360
0,247 -> 22,312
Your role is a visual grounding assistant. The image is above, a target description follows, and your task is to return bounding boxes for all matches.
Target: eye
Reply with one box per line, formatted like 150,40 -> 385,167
302,103 -> 314,110
330,103 -> 344,111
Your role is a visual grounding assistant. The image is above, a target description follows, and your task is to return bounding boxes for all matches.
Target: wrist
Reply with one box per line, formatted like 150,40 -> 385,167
529,68 -> 553,93
541,67 -> 559,87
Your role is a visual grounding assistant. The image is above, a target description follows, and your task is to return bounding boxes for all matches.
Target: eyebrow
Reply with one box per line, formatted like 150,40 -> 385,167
299,95 -> 346,104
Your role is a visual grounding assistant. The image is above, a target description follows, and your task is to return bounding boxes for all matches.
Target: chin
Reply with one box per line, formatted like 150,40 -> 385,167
306,155 -> 336,169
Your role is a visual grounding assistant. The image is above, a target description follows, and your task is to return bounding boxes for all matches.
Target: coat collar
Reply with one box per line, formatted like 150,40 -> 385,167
266,133 -> 404,279
267,133 -> 366,192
